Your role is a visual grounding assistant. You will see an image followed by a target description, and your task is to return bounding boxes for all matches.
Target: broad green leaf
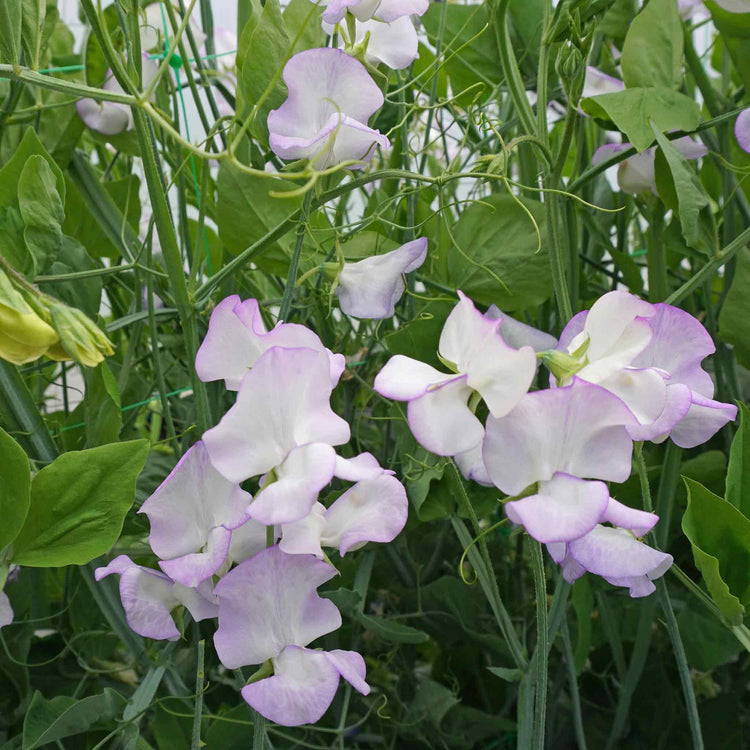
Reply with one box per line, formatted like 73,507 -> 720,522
0,0 -> 22,66
12,439 -> 150,567
707,2 -> 750,93
238,0 -> 291,144
282,0 -> 325,50
621,0 -> 683,90
447,194 -> 552,311
17,155 -> 64,273
581,88 -> 701,152
0,425 -> 30,550
216,162 -> 302,274
726,402 -> 750,517
22,689 -> 126,750
487,666 -> 523,682
0,204 -> 32,276
39,235 -> 101,318
385,299 -> 453,370
84,362 -> 122,447
719,247 -> 750,368
0,129 -> 65,210
652,127 -> 716,256
676,602 -> 741,672
598,0 -> 637,39
356,613 -> 429,644
681,478 -> 750,625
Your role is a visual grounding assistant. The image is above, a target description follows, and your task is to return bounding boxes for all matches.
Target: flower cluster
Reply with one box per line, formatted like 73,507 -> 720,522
97,298 -> 409,726
375,290 -> 737,597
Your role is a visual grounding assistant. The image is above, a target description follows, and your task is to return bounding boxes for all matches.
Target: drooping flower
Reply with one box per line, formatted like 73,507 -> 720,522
0,591 -> 13,628
203,346 -> 350,524
556,293 -> 737,447
318,0 -> 428,24
195,296 -> 344,390
324,15 -> 421,70
77,57 -> 159,136
95,555 -> 218,641
374,292 -> 537,456
267,48 -> 389,169
138,441 -> 252,587
548,524 -> 673,597
591,136 -> 707,195
213,545 -> 369,726
336,237 -> 428,319
736,109 -> 750,154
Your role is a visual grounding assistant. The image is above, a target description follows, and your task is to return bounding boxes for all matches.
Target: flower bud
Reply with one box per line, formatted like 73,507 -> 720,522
0,269 -> 59,365
48,304 -> 114,368
556,42 -> 586,106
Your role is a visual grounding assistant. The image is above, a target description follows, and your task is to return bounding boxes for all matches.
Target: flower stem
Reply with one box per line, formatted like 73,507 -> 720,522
278,189 -> 314,323
530,539 -> 548,750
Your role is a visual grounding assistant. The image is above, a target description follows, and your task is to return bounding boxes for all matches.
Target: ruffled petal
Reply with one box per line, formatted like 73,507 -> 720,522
485,305 -> 558,352
505,474 -> 609,544
213,546 -> 341,668
599,367 -> 668,429
360,16 -> 419,70
736,108 -> 750,154
324,649 -> 370,694
227,518 -> 269,565
334,452 -> 391,482
602,498 -> 658,537
336,238 -> 428,319
268,49 -> 383,138
203,347 -> 350,483
374,0 -> 429,22
373,355 -> 453,400
139,441 -> 251,563
322,473 -> 408,554
483,379 -> 636,494
618,151 -> 658,194
241,646 -> 341,726
627,382 -> 692,443
158,525 -> 232,588
249,443 -> 337,525
407,376 -> 484,456
582,67 -> 625,99
280,503 -> 327,558
670,392 -> 738,449
76,98 -> 131,136
454,440 -> 494,486
568,526 -> 673,595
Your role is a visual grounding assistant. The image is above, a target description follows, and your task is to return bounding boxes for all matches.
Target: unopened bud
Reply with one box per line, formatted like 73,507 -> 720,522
556,42 -> 585,106
48,305 -> 114,368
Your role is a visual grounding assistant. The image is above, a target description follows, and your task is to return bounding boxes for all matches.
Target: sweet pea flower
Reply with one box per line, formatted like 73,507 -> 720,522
324,15 -> 421,70
139,441 -> 252,587
557,293 -> 737,447
551,291 -> 690,442
95,555 -> 218,640
318,0 -> 428,24
736,109 -> 750,154
712,0 -> 750,11
267,48 -> 389,169
581,67 -> 624,100
77,57 -> 159,135
548,524 -> 673,597
374,292 -> 537,456
203,346 -> 350,524
591,136 -> 707,195
195,296 -> 344,390
0,591 -> 12,628
336,237 -> 428,319
280,469 -> 408,558
214,545 -> 369,726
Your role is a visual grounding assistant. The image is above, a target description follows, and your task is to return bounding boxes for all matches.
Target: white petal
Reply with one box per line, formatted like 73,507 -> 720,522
280,503 -> 327,558
0,591 -> 13,628
373,355 -> 453,401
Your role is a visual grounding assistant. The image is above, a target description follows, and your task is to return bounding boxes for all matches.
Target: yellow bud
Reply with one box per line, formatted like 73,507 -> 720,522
48,305 -> 114,368
0,270 -> 59,364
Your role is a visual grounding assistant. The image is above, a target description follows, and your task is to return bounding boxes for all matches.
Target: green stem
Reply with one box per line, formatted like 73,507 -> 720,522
190,640 -> 205,750
647,207 -> 668,302
530,540 -> 548,750
277,189 -> 314,323
561,618 -> 587,750
252,710 -> 266,749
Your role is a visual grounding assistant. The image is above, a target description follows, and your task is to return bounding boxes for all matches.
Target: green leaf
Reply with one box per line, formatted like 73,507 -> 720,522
22,689 -> 126,750
652,126 -> 715,256
621,0 -> 683,90
681,478 -> 750,625
676,602 -> 741,672
17,155 -> 64,273
726,402 -> 750,517
0,204 -> 32,276
598,0 -> 637,40
216,162 -> 302,274
0,0 -> 22,66
12,439 -> 150,567
282,0 -> 325,50
581,88 -> 701,152
0,129 -> 65,211
719,247 -> 750,368
84,362 -> 122,448
357,612 -> 429,644
238,0 -> 291,145
20,0 -> 46,70
447,194 -> 552,311
0,425 -> 30,550
707,2 -> 750,93
487,666 -> 523,682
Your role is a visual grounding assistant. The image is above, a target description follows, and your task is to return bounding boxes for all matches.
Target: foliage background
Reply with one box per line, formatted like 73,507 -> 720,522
0,0 -> 749,747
